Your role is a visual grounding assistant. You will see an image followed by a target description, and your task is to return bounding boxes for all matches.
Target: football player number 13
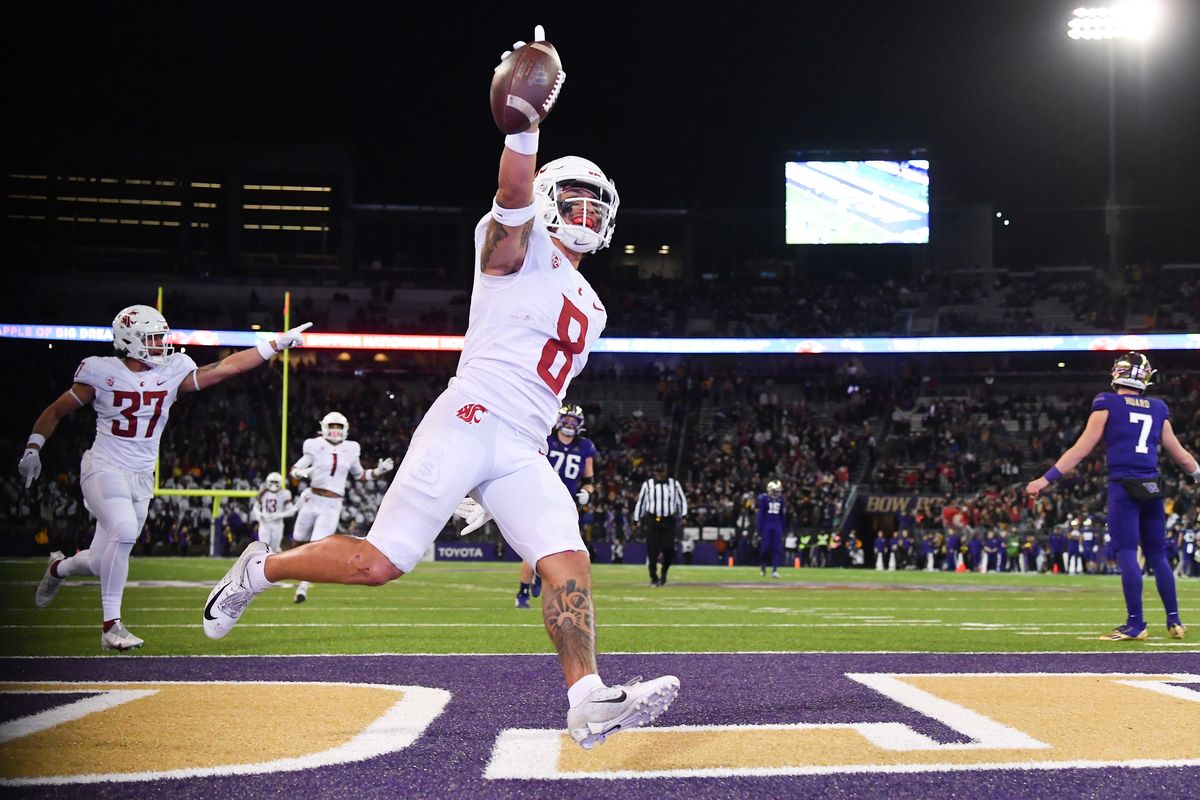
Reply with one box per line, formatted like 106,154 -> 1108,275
111,390 -> 168,439
537,296 -> 589,395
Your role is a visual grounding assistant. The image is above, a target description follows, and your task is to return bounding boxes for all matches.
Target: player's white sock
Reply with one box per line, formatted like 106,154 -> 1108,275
245,553 -> 278,593
296,580 -> 310,594
54,550 -> 94,577
99,541 -> 134,622
567,673 -> 605,708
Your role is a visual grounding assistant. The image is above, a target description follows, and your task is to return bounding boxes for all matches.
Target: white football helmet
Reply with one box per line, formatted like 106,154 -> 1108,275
320,411 -> 348,444
112,304 -> 173,366
265,472 -> 283,492
535,156 -> 619,254
767,480 -> 782,497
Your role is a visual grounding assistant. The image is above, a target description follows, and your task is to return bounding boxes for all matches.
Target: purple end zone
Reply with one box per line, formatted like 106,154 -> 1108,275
2,653 -> 1197,800
0,692 -> 101,725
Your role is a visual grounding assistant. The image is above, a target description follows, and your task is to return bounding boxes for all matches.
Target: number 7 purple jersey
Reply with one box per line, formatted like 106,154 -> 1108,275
1091,391 -> 1170,480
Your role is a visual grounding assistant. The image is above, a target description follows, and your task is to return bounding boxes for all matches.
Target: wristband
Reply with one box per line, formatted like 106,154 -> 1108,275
491,197 -> 540,226
27,433 -> 46,450
504,130 -> 539,156
256,337 -> 277,360
1043,466 -> 1063,483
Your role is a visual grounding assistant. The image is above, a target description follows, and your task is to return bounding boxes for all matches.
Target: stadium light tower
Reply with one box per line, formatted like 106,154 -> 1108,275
1066,1 -> 1163,278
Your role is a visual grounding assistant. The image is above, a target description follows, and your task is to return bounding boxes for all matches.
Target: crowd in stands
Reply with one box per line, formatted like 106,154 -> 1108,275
8,341 -> 1200,577
14,266 -> 1198,342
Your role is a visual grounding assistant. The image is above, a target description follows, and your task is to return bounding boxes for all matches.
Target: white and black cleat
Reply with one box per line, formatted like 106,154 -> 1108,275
566,675 -> 680,750
203,541 -> 270,639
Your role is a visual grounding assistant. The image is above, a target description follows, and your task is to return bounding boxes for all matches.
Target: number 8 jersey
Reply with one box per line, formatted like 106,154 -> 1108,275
1093,391 -> 1170,479
74,353 -> 198,472
449,214 -> 608,443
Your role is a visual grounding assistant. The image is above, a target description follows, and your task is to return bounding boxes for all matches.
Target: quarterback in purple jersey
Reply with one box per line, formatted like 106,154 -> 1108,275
1027,352 -> 1200,641
757,480 -> 787,578
516,404 -> 597,608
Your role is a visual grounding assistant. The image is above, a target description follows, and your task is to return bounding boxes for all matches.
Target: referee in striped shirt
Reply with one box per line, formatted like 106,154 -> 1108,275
634,462 -> 689,587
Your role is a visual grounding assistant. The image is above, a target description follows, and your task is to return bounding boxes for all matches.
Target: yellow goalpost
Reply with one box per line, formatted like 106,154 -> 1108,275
151,287 -> 294,557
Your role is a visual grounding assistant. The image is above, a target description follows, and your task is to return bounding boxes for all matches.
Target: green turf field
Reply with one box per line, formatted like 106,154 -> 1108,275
3,558 -> 1198,657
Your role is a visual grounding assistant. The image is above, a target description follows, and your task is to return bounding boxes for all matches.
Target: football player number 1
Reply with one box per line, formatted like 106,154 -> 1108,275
111,390 -> 168,438
1129,412 -> 1153,454
537,297 -> 589,395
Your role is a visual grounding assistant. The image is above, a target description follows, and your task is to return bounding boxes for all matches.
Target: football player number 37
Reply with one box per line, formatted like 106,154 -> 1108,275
111,390 -> 168,438
537,296 -> 589,394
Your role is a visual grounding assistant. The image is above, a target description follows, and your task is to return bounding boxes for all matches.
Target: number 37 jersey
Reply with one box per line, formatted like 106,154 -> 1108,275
74,353 -> 198,473
450,214 -> 608,444
1092,391 -> 1170,480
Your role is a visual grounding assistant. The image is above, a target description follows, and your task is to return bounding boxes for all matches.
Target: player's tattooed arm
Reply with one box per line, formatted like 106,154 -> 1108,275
183,347 -> 275,393
542,578 -> 598,679
480,218 -> 534,276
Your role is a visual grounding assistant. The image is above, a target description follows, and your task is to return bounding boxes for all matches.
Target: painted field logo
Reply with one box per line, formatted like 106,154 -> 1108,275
487,672 -> 1200,780
0,681 -> 449,786
455,403 -> 487,424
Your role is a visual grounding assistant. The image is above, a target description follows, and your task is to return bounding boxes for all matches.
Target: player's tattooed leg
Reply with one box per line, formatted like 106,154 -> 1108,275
542,578 -> 597,681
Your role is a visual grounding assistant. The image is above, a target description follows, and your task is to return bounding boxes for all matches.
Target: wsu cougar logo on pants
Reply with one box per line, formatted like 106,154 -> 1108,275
456,403 -> 488,424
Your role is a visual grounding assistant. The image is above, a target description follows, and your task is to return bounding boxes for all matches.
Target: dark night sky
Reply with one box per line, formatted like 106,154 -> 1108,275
8,2 -> 1200,215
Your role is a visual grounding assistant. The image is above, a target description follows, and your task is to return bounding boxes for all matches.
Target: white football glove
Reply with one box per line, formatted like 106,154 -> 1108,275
497,24 -> 546,68
454,497 -> 492,536
275,322 -> 312,351
575,489 -> 590,505
290,466 -> 313,480
375,457 -> 394,476
18,449 -> 42,489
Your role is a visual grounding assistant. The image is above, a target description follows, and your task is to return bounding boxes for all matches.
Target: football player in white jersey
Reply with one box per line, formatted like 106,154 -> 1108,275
20,304 -> 309,651
205,25 -> 678,750
288,411 -> 394,603
252,472 -> 296,552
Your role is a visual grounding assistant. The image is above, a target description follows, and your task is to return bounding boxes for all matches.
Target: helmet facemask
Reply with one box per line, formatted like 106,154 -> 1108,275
535,156 -> 619,254
112,305 -> 174,367
320,412 -> 349,444
556,403 -> 585,437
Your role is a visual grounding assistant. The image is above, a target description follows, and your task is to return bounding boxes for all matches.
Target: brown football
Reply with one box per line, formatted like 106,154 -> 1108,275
490,41 -> 566,135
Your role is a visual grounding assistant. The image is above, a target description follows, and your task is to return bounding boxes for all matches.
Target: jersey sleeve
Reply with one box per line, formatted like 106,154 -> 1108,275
1090,393 -> 1108,413
169,353 -> 199,390
73,357 -> 101,390
581,438 -> 598,461
348,442 -> 365,478
293,438 -> 317,470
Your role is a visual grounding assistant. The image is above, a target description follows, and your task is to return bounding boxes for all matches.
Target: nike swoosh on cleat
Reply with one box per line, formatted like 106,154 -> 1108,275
595,690 -> 627,704
204,584 -> 229,621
